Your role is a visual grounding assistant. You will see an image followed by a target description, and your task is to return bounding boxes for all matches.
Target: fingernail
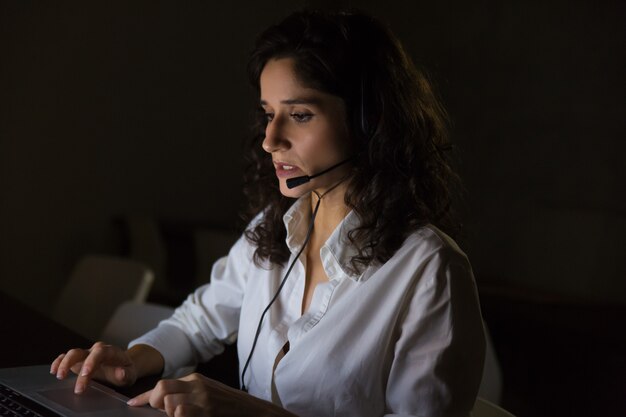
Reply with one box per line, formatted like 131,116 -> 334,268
56,371 -> 63,380
75,384 -> 84,394
127,398 -> 136,406
80,367 -> 90,376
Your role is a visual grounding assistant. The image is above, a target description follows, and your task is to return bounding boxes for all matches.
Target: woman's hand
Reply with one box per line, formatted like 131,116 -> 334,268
50,342 -> 138,393
127,373 -> 297,417
50,342 -> 163,395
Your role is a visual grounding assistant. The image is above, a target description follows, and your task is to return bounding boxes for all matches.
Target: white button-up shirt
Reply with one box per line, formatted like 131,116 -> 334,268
131,196 -> 485,417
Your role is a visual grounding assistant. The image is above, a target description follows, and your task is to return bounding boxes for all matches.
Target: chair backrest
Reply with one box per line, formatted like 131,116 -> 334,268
52,255 -> 154,341
100,300 -> 174,347
471,397 -> 516,417
478,325 -> 503,404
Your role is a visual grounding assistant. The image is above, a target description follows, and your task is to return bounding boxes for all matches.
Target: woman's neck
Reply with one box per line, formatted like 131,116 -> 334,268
309,182 -> 350,246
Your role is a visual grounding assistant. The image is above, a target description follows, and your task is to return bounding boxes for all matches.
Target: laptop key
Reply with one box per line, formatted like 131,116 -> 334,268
0,383 -> 60,417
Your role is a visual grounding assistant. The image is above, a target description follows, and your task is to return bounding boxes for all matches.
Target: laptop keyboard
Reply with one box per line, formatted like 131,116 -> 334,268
0,383 -> 59,417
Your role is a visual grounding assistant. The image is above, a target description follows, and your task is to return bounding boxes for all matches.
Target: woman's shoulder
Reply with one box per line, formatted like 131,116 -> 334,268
396,224 -> 470,268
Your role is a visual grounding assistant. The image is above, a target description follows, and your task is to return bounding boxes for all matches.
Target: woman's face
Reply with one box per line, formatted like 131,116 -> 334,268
260,58 -> 353,199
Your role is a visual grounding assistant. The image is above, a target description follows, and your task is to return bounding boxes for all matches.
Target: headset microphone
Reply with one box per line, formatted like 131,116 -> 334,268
286,157 -> 353,189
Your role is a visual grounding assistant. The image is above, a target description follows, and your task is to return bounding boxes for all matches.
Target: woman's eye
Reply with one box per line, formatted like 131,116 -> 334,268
264,113 -> 274,122
291,113 -> 313,123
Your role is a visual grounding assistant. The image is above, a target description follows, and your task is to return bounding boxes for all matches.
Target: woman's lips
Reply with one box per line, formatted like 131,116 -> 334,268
274,162 -> 304,179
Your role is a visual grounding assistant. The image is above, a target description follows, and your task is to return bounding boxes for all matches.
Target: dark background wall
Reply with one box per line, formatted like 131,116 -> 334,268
0,0 -> 304,311
359,0 -> 626,304
1,1 -> 625,416
2,0 -> 623,311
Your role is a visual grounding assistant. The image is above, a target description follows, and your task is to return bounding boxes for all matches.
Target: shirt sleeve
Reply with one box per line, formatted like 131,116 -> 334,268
129,233 -> 254,378
384,249 -> 486,417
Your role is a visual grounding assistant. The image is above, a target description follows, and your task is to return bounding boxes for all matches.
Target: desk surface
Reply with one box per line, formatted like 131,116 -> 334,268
0,291 -> 92,369
0,291 -> 239,396
0,291 -> 162,396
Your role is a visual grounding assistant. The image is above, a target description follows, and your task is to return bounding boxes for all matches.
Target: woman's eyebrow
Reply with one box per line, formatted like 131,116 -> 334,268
260,97 -> 322,106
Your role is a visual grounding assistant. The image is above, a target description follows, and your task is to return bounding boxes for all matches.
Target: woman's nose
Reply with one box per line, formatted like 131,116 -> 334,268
262,117 -> 290,153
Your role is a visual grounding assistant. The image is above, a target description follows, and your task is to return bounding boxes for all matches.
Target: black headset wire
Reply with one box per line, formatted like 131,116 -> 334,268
240,191 -> 322,392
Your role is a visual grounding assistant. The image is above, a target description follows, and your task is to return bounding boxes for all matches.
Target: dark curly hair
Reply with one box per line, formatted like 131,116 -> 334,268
241,10 -> 460,274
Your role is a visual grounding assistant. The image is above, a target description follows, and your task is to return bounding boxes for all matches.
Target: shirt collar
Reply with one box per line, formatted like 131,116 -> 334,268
282,196 -> 363,282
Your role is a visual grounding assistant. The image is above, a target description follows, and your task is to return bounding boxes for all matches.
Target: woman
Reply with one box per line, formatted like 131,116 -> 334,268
52,10 -> 485,417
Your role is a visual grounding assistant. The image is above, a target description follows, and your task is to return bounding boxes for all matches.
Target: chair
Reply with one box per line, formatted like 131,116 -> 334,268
100,300 -> 174,347
478,325 -> 503,404
100,301 -> 195,378
471,397 -> 516,417
52,255 -> 154,341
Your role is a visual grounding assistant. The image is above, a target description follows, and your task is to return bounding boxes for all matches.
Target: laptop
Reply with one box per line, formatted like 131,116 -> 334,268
0,365 -> 163,416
